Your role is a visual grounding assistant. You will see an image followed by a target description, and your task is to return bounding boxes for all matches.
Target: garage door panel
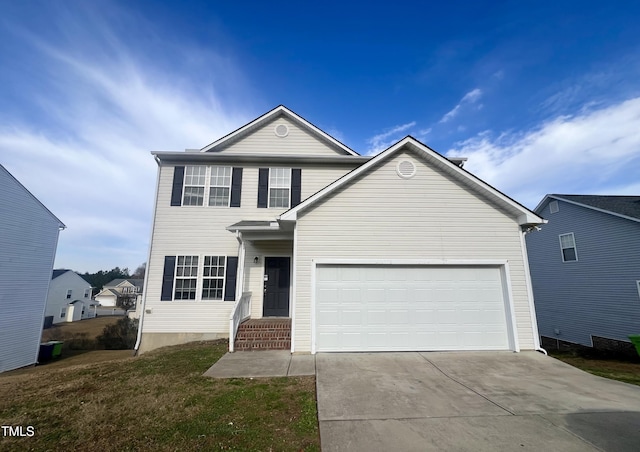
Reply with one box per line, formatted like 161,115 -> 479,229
315,265 -> 511,352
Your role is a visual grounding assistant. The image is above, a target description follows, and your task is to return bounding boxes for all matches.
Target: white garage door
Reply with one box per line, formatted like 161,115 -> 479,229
315,265 -> 511,352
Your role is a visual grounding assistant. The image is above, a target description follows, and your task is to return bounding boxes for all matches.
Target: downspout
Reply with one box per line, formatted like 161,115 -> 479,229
520,224 -> 547,355
133,155 -> 162,355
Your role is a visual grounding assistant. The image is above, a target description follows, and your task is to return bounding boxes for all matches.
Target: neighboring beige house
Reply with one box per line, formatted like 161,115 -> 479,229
45,269 -> 94,324
136,105 -> 545,355
94,279 -> 143,307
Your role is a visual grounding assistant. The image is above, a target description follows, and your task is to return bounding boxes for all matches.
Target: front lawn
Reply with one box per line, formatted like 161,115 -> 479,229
551,352 -> 640,386
0,340 -> 319,451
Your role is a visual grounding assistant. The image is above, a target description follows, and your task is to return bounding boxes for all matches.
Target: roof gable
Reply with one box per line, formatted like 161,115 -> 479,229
199,105 -> 359,156
536,194 -> 640,223
1,164 -> 65,228
280,136 -> 543,226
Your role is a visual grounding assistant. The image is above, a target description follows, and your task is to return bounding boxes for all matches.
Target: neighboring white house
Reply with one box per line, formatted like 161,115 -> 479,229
94,279 -> 143,307
136,105 -> 545,355
45,269 -> 94,325
0,164 -> 65,373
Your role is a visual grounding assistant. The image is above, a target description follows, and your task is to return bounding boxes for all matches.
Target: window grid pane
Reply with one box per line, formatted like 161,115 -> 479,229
202,255 -> 225,300
269,188 -> 290,208
175,256 -> 198,300
183,166 -> 206,206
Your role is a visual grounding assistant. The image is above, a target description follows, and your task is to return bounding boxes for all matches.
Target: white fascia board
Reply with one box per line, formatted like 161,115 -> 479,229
199,105 -> 359,156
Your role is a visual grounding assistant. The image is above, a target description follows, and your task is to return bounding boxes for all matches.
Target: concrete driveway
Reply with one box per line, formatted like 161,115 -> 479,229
316,351 -> 640,451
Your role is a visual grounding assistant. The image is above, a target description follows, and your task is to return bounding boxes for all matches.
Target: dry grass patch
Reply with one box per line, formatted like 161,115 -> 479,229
0,341 -> 319,451
551,352 -> 640,386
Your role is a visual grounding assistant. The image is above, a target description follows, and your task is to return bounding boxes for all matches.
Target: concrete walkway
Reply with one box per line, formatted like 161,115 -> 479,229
203,350 -> 315,378
316,351 -> 640,451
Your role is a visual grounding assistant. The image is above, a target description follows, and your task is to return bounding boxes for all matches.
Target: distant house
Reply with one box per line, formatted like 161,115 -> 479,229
94,279 -> 144,307
0,164 -> 65,373
45,270 -> 94,325
526,194 -> 640,355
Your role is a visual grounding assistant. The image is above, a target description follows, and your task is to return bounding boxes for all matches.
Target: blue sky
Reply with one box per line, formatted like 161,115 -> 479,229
1,1 -> 640,273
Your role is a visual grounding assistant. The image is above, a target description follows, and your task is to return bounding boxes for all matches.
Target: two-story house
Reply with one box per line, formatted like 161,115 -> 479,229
45,269 -> 94,324
94,278 -> 144,307
136,106 -> 545,355
526,194 -> 640,356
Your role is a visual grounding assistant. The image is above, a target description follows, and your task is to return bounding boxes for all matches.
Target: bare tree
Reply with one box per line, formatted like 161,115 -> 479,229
132,263 -> 146,279
116,292 -> 137,313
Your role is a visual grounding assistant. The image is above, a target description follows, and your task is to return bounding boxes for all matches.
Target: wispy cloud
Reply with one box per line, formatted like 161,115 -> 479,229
439,88 -> 483,123
366,121 -> 416,154
0,4 -> 254,272
446,97 -> 640,208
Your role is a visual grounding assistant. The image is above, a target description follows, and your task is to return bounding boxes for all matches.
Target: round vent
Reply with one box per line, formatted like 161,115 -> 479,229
396,160 -> 416,178
274,124 -> 289,137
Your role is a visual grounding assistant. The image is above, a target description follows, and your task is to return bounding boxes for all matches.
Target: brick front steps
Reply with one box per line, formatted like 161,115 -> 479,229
234,318 -> 291,351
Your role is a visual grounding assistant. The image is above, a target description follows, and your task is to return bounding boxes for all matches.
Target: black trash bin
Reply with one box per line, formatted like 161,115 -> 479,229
39,342 -> 55,363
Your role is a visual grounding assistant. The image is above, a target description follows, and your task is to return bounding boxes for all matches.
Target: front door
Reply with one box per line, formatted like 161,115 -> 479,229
263,257 -> 290,317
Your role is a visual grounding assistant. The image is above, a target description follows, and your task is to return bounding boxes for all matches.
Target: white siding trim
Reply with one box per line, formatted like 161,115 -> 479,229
290,223 -> 298,353
520,229 -> 542,351
309,259 -> 518,354
501,262 -> 520,352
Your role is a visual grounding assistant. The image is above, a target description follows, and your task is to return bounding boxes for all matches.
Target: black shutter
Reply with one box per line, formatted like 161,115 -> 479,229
230,167 -> 243,207
161,256 -> 176,301
224,256 -> 238,301
291,168 -> 302,207
257,168 -> 269,208
170,166 -> 185,206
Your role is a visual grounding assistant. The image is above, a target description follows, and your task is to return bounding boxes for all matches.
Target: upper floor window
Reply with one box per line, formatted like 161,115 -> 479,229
179,166 -> 235,207
66,289 -> 72,299
183,166 -> 207,206
269,168 -> 291,208
559,233 -> 578,262
209,167 -> 232,207
84,289 -> 90,298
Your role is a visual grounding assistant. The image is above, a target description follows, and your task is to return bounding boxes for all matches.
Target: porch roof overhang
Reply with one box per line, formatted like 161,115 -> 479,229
226,220 -> 293,241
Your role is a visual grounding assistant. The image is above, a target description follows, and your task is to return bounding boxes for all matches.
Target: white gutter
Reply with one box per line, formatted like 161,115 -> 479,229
520,226 -> 547,355
134,155 -> 162,355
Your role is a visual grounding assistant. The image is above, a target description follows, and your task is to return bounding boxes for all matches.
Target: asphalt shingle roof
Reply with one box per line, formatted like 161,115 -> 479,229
553,195 -> 640,220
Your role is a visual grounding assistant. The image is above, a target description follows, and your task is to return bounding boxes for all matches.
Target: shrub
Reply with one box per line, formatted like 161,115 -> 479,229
97,317 -> 139,350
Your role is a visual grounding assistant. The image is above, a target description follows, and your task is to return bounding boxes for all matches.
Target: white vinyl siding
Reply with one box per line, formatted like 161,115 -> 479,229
214,116 -> 350,156
559,233 -> 578,262
0,166 -> 62,372
293,149 -> 536,353
143,161 -> 357,337
45,271 -> 93,324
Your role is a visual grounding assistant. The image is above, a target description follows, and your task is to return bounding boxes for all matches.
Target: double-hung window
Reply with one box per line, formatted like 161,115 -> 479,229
269,168 -> 291,208
183,166 -> 207,206
84,289 -> 90,298
209,167 -> 232,207
66,289 -> 72,299
174,256 -> 198,299
559,233 -> 578,262
202,256 -> 226,300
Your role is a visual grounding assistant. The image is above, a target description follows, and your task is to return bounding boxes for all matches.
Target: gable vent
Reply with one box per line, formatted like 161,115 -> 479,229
396,160 -> 416,179
274,124 -> 289,138
550,201 -> 559,214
